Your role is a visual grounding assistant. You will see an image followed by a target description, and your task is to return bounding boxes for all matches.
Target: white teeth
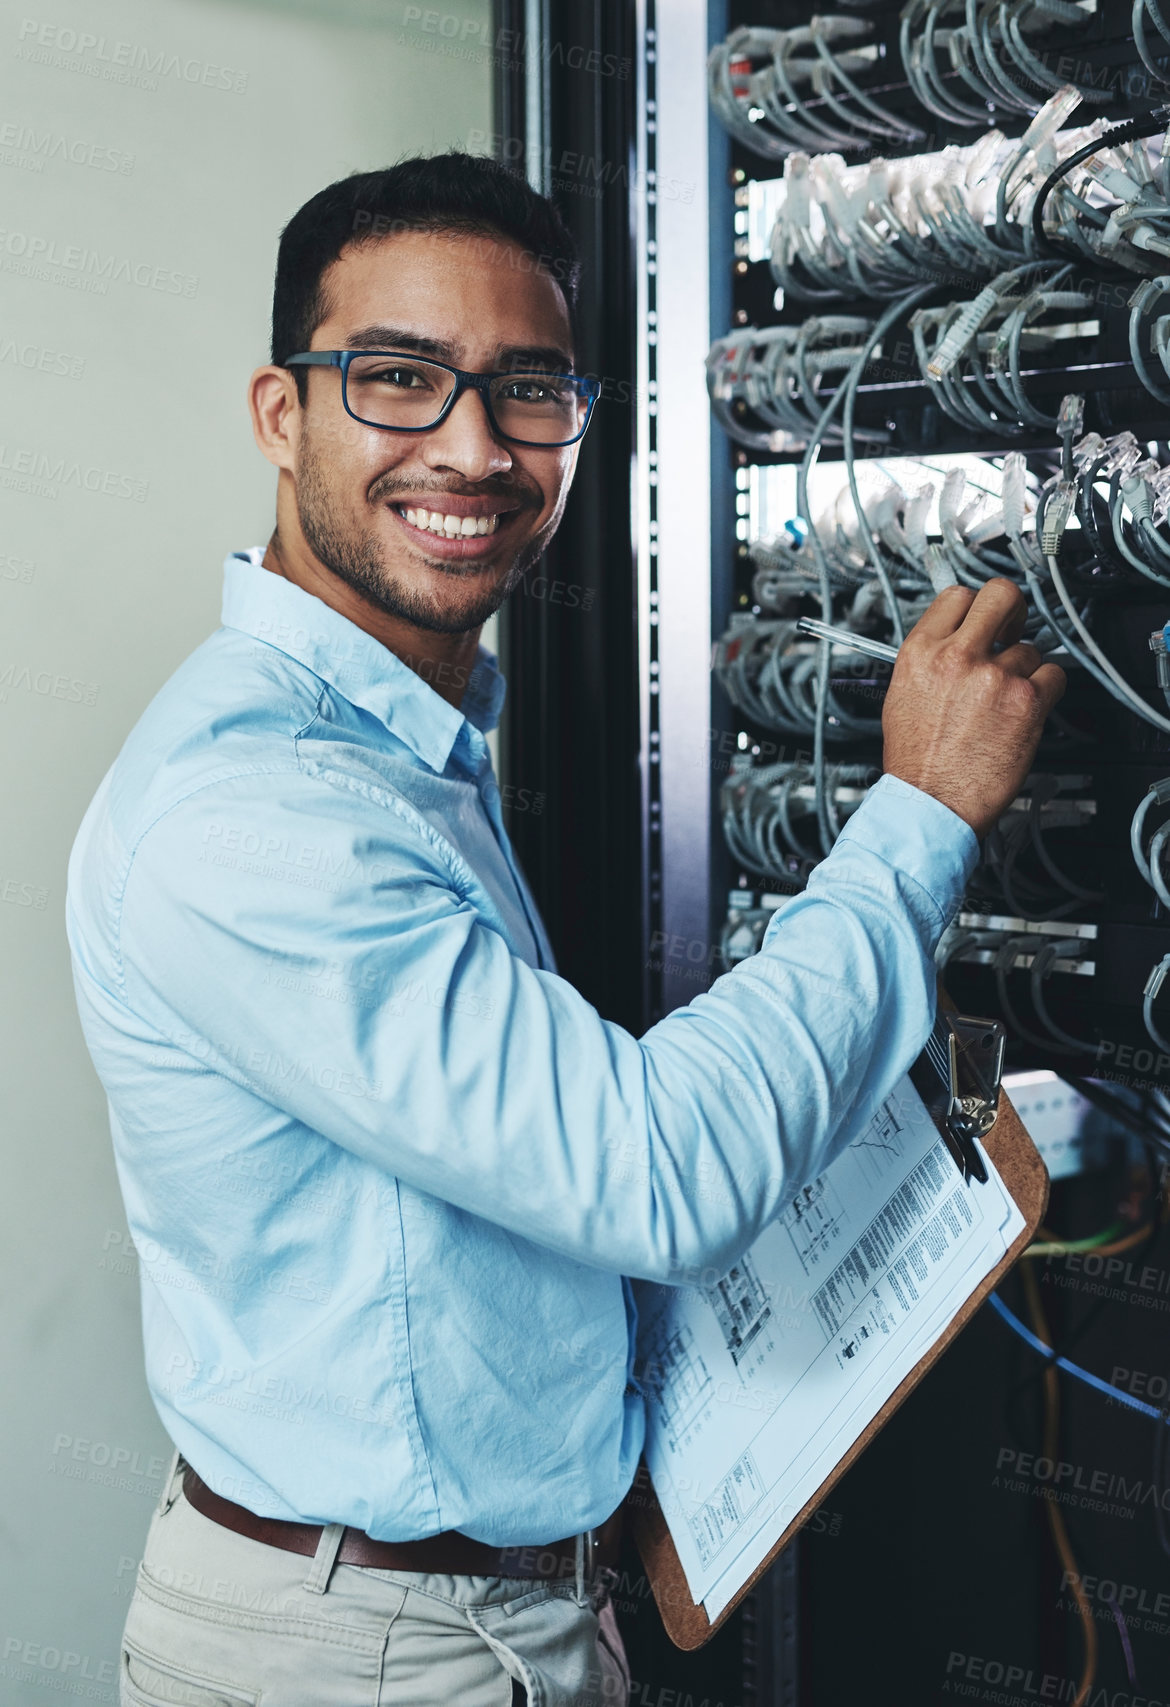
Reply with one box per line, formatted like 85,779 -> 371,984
400,505 -> 501,538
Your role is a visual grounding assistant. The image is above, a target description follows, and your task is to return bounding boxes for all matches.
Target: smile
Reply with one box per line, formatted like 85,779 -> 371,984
396,505 -> 503,538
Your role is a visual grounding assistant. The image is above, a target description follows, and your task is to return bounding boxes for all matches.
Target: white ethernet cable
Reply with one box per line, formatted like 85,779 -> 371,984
760,92 -> 1135,302
911,262 -> 1097,435
758,93 -> 1170,304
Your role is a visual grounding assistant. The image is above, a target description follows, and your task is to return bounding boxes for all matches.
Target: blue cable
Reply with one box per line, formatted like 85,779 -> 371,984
988,1290 -> 1170,1423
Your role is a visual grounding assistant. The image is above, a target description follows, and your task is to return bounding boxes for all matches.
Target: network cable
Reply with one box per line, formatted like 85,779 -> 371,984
711,11 -> 1111,160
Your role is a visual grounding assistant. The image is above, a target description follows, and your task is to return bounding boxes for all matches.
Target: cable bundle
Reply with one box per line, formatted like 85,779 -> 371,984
979,778 -> 1101,917
749,455 -> 1046,620
762,89 -> 1161,301
720,756 -> 876,876
1032,113 -> 1170,267
708,19 -> 924,161
769,134 -> 1027,302
911,261 -> 1098,434
705,318 -> 888,453
1134,0 -> 1170,86
710,9 -> 1108,161
1068,429 -> 1170,591
901,0 -> 1108,125
1130,781 -> 1170,1053
937,915 -> 1098,1055
713,612 -> 886,745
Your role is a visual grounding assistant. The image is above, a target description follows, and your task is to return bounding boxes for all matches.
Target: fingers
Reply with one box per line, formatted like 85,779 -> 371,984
910,579 -> 1027,652
906,583 -> 976,641
991,640 -> 1045,679
990,589 -> 1029,652
1028,660 -> 1068,713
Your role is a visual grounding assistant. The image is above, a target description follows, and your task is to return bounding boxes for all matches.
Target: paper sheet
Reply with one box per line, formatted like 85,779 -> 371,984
633,1076 -> 1025,1616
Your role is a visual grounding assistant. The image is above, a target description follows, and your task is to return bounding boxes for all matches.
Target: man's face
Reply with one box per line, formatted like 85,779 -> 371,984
286,227 -> 581,635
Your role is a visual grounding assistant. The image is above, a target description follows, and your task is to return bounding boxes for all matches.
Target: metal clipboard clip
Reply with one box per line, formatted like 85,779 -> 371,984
909,1012 -> 1006,1187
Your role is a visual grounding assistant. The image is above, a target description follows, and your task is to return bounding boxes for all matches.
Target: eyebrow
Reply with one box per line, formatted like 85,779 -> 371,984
341,325 -> 576,372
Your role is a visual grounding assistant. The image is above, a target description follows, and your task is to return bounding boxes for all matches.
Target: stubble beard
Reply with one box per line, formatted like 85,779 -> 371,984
293,428 -> 550,636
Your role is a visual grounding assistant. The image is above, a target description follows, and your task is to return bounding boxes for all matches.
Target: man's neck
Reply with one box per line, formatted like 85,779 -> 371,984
260,534 -> 482,713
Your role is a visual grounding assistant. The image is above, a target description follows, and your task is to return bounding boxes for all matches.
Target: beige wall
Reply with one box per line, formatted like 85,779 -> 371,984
0,0 -> 493,1687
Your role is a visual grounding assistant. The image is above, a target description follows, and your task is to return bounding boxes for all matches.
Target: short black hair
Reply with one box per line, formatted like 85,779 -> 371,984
271,152 -> 581,403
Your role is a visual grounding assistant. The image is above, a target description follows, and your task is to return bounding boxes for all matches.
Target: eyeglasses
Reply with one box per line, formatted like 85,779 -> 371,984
282,349 -> 600,448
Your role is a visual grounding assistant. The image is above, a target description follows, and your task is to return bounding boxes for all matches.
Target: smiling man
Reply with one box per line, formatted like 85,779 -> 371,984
65,154 -> 1062,1707
262,215 -> 584,695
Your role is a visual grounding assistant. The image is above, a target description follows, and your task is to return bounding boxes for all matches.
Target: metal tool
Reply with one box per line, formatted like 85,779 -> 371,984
794,616 -> 900,664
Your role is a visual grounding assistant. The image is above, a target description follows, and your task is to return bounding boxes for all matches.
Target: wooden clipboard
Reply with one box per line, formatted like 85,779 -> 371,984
623,1076 -> 1049,1650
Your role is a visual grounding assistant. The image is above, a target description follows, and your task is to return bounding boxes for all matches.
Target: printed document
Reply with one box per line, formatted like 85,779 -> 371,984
634,1076 -> 1025,1618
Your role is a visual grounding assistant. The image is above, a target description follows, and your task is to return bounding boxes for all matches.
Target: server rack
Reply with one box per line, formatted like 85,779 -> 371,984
671,4 -> 1170,1703
501,2 -> 1170,1702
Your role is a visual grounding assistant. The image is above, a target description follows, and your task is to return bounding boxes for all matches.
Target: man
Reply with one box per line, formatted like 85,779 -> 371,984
65,153 -> 1063,1707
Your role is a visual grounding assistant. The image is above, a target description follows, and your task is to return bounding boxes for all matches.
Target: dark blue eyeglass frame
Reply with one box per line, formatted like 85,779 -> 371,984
282,349 -> 601,448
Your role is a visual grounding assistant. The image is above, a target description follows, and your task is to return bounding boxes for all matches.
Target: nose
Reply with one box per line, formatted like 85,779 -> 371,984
419,382 -> 514,482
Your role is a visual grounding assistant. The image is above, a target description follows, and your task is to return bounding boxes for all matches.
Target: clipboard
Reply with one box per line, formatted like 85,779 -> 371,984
623,1017 -> 1049,1650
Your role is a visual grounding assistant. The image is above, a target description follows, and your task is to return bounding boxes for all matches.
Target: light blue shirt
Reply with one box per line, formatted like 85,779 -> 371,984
65,549 -> 979,1545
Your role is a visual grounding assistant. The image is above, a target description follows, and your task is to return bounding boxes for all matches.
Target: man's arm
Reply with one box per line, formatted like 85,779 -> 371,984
110,580 -> 1060,1287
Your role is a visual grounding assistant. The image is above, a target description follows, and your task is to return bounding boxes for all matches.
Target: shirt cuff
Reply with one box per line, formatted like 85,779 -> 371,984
831,772 -> 980,936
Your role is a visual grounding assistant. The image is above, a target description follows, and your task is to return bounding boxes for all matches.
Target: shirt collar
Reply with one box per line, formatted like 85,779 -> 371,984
220,549 -> 507,774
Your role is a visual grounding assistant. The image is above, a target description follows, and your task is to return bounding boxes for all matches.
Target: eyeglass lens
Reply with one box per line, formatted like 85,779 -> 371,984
343,355 -> 587,443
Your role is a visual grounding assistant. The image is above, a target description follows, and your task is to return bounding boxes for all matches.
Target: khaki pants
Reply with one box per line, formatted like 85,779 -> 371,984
119,1450 -> 631,1707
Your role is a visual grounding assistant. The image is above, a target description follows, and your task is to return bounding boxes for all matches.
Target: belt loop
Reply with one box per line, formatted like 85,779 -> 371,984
301,1522 -> 347,1596
573,1532 -> 587,1607
155,1447 -> 185,1518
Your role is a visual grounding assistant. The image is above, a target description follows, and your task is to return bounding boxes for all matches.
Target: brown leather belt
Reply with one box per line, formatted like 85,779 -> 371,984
181,1465 -> 622,1583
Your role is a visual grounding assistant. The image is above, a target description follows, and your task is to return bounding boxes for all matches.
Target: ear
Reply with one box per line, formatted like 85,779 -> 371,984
249,365 -> 301,472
